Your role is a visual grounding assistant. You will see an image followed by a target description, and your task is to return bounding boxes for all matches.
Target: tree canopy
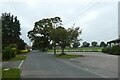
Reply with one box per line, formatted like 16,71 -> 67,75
28,17 -> 82,54
91,41 -> 98,47
50,26 -> 81,55
28,17 -> 62,51
82,41 -> 90,47
100,41 -> 106,47
2,13 -> 26,49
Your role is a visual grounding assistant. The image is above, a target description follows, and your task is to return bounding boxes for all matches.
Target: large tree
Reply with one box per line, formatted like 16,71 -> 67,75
28,17 -> 62,51
2,13 -> 26,49
27,30 -> 36,41
50,26 -> 81,55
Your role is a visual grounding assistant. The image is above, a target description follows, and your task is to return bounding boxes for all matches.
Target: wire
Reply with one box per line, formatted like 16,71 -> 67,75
64,0 -> 101,25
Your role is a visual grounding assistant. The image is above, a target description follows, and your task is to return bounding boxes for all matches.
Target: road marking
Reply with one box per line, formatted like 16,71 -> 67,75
18,60 -> 24,69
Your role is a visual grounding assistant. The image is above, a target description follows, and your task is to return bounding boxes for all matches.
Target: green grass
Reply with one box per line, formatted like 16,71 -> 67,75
0,68 -> 2,79
3,55 -> 26,62
10,55 -> 26,61
19,50 -> 29,53
2,68 -> 21,79
56,54 -> 84,59
48,47 -> 103,52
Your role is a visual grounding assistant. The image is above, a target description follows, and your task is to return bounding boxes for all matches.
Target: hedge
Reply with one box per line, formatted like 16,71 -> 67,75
102,45 -> 120,55
2,47 -> 17,60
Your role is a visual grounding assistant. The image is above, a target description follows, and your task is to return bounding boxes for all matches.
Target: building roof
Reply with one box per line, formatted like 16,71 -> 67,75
107,38 -> 120,44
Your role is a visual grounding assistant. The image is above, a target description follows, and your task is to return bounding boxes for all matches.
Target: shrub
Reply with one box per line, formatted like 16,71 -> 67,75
19,50 -> 29,53
2,47 -> 14,60
9,44 -> 19,54
108,45 -> 120,55
102,47 -> 111,53
102,45 -> 120,55
11,48 -> 17,57
8,44 -> 18,49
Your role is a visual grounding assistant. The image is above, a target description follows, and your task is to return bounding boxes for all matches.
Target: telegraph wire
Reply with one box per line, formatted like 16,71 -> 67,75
64,0 -> 101,26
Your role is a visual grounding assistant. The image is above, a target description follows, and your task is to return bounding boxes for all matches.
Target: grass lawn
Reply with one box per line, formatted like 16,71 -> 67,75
3,55 -> 26,62
0,68 -> 2,79
48,47 -> 103,52
19,50 -> 29,53
2,68 -> 21,79
56,54 -> 84,59
10,55 -> 26,61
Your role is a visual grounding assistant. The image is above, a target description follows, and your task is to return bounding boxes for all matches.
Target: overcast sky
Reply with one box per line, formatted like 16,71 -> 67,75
0,0 -> 119,46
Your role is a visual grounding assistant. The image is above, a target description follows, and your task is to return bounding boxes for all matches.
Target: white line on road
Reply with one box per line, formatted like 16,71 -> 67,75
18,60 -> 24,69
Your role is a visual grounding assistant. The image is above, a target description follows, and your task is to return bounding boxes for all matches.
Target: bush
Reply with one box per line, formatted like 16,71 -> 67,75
102,47 -> 111,53
11,48 -> 17,57
2,47 -> 14,60
8,44 -> 18,49
19,50 -> 29,53
108,45 -> 120,55
102,45 -> 120,55
9,44 -> 19,54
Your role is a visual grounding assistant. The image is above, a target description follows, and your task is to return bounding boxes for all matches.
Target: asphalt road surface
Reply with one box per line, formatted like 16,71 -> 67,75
20,50 -> 111,78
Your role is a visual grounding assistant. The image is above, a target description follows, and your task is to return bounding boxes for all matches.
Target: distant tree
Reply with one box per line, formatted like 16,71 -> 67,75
0,17 -> 2,52
100,41 -> 106,47
49,28 -> 60,55
33,37 -> 49,51
17,39 -> 26,50
82,41 -> 90,47
27,30 -> 36,41
0,17 -> 1,35
72,39 -> 81,48
91,41 -> 98,47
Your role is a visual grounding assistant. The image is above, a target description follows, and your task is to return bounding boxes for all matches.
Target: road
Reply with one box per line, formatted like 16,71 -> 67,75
58,52 -> 118,78
21,50 -> 109,78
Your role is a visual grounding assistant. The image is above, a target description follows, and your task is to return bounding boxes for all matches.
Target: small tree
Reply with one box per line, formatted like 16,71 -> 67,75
2,47 -> 14,60
100,41 -> 106,47
82,41 -> 90,47
49,28 -> 60,55
72,39 -> 80,48
91,41 -> 98,47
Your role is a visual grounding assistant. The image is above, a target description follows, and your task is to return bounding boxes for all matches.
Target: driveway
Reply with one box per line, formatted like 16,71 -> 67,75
21,50 -> 108,78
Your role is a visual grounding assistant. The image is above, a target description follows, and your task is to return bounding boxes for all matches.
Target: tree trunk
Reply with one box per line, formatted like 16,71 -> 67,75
61,47 -> 66,55
53,45 -> 56,55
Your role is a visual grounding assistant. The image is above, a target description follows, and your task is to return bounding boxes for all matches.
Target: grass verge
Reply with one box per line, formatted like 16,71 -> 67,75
56,54 -> 84,59
10,55 -> 26,61
2,68 -> 21,79
3,55 -> 26,62
0,68 -> 2,79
